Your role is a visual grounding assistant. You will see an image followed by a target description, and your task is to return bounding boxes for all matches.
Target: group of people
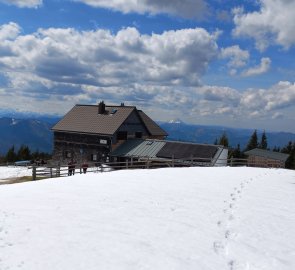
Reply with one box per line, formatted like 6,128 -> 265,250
68,160 -> 89,176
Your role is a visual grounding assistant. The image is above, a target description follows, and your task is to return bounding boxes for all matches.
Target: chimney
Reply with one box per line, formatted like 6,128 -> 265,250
120,102 -> 125,107
98,101 -> 106,114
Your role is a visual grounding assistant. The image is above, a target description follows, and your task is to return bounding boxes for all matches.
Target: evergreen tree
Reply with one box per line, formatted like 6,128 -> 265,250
281,141 -> 293,154
218,132 -> 229,147
259,130 -> 268,149
280,141 -> 295,169
230,144 -> 244,159
17,145 -> 31,160
5,145 -> 17,162
245,130 -> 258,151
285,142 -> 295,169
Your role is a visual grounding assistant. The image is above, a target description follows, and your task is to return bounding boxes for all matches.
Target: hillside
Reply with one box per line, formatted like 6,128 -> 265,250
0,117 -> 53,154
0,167 -> 294,269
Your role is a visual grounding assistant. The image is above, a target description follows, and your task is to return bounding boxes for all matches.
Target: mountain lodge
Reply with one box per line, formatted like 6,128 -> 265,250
52,101 -> 228,166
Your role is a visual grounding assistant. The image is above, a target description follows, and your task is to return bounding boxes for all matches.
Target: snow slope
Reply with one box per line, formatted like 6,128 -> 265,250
0,166 -> 32,182
0,167 -> 294,270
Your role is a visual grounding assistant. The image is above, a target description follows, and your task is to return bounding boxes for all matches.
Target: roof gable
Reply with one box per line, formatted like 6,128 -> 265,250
137,110 -> 168,137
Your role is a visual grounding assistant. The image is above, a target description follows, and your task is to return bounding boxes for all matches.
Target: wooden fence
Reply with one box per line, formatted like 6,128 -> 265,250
31,156 -> 285,180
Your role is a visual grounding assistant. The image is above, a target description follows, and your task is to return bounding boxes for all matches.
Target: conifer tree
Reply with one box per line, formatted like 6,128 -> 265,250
281,141 -> 293,154
245,130 -> 258,151
218,132 -> 229,147
230,144 -> 244,159
17,145 -> 31,160
259,130 -> 268,149
5,145 -> 17,162
285,142 -> 295,169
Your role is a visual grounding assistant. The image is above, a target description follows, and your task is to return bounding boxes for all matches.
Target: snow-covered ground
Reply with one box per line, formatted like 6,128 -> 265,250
0,167 -> 294,270
0,166 -> 32,182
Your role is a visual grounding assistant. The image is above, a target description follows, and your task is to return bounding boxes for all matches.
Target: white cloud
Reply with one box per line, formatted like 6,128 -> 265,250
220,45 -> 249,75
0,22 -> 21,41
200,85 -> 240,105
0,0 -> 42,8
75,0 -> 208,19
220,45 -> 249,68
232,0 -> 295,50
0,23 -> 218,114
242,57 -> 271,77
196,81 -> 295,120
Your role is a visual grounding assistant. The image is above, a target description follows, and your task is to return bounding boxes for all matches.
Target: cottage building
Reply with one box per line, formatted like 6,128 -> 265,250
244,148 -> 289,168
52,102 -> 167,164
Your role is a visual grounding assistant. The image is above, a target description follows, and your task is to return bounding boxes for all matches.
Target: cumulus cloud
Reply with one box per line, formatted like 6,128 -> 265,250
75,0 -> 208,19
220,45 -> 249,68
232,0 -> 295,50
242,57 -> 271,77
196,81 -> 295,120
0,22 -> 218,114
0,0 -> 42,8
220,45 -> 249,75
0,22 -> 21,41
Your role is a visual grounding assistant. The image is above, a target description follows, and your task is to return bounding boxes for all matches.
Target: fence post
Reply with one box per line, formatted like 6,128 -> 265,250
126,159 -> 128,169
230,157 -> 233,167
50,167 -> 53,178
56,165 -> 60,177
172,155 -> 174,167
32,166 -> 36,181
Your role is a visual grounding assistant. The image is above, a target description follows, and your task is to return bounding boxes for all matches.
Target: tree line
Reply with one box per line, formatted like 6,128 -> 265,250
215,130 -> 295,169
0,145 -> 51,164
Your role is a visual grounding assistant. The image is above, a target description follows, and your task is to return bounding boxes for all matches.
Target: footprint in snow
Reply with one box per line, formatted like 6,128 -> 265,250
213,241 -> 225,254
228,260 -> 236,270
228,214 -> 234,221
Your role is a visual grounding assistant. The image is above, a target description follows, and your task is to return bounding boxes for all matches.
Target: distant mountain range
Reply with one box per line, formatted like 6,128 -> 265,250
0,117 -> 54,155
1,116 -> 295,155
160,122 -> 295,150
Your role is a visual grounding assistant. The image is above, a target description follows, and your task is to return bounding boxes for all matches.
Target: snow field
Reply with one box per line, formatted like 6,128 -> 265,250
0,166 -> 32,182
0,167 -> 294,270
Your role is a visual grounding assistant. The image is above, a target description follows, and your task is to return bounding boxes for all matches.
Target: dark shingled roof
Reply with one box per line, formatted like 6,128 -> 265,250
52,104 -> 167,137
244,148 -> 289,162
52,105 -> 135,135
157,142 -> 218,160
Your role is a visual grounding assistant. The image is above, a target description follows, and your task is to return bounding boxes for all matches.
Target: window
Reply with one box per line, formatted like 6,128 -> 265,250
91,154 -> 97,161
117,131 -> 127,140
100,139 -> 108,145
135,132 -> 142,138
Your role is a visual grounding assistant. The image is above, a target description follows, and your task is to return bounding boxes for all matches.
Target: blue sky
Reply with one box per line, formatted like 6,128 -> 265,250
0,0 -> 295,132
